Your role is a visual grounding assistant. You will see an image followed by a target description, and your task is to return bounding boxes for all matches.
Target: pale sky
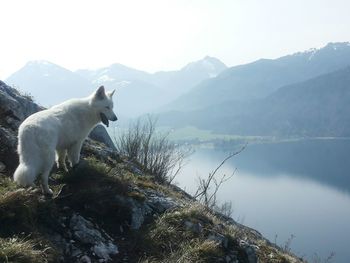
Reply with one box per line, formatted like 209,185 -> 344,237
1,0 -> 349,79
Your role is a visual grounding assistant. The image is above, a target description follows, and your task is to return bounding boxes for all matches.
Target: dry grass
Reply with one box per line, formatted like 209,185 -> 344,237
141,239 -> 222,263
0,188 -> 58,262
0,189 -> 40,236
138,204 -> 233,262
0,237 -> 53,263
0,176 -> 19,195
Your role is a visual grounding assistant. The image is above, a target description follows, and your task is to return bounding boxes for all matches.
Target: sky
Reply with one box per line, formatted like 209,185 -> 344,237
0,0 -> 350,79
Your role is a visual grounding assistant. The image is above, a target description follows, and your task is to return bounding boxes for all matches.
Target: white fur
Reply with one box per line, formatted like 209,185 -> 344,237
14,86 -> 117,194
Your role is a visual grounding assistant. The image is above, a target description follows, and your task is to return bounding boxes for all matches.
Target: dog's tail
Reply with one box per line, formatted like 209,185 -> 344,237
14,163 -> 37,187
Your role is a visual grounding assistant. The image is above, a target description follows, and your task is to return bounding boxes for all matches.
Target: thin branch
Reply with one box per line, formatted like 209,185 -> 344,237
193,143 -> 246,200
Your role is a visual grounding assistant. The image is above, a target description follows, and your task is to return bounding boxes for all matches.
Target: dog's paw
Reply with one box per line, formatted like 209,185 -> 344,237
44,188 -> 54,196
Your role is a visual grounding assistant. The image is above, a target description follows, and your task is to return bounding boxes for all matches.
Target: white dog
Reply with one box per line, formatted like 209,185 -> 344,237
14,86 -> 117,194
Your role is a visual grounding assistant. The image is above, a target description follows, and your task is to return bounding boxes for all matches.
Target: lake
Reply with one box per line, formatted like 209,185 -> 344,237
175,139 -> 350,263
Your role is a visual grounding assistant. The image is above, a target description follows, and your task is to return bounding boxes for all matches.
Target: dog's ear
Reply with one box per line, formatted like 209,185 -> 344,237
94,86 -> 106,100
107,89 -> 116,98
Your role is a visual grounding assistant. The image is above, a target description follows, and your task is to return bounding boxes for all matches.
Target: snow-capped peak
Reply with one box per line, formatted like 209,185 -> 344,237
92,74 -> 115,84
182,56 -> 227,77
26,60 -> 54,66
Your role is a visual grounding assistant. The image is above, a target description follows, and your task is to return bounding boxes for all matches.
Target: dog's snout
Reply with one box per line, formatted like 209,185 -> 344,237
112,114 -> 118,121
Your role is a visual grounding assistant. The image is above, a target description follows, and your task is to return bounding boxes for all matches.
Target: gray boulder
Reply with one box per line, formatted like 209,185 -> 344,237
69,213 -> 119,261
89,125 -> 116,150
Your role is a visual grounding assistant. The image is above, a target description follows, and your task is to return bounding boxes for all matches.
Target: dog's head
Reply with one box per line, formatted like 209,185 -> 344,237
91,86 -> 118,127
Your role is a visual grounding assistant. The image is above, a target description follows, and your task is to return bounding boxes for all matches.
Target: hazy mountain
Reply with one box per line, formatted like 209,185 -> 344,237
106,79 -> 166,118
76,63 -> 152,84
5,60 -> 93,107
77,56 -> 227,111
74,56 -> 226,117
164,42 -> 350,111
76,56 -> 226,95
159,66 -> 350,137
76,64 -> 163,117
152,56 -> 227,97
6,56 -> 226,118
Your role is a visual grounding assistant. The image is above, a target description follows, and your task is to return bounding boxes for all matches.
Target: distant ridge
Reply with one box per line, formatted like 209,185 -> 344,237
158,65 -> 350,137
163,42 -> 350,112
6,56 -> 227,117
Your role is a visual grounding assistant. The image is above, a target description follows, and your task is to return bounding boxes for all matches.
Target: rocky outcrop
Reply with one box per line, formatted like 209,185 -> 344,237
114,187 -> 181,230
0,80 -> 43,129
0,81 -> 43,171
89,124 -> 116,150
51,212 -> 119,262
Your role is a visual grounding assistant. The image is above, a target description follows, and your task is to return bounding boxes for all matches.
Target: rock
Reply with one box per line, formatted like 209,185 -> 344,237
184,220 -> 203,234
115,195 -> 152,230
126,162 -> 143,175
0,81 -> 43,130
71,245 -> 82,257
70,214 -> 103,244
115,187 -> 182,230
0,161 -> 5,172
69,213 -> 118,261
207,232 -> 229,248
82,138 -> 120,163
244,246 -> 258,263
130,205 -> 146,230
0,126 -> 19,171
79,255 -> 92,263
144,189 -> 179,214
92,241 -> 118,261
239,240 -> 258,263
89,125 -> 116,150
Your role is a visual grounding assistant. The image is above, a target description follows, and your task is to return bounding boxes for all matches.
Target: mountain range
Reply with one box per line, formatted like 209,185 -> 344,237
164,42 -> 350,112
157,42 -> 350,137
5,42 -> 350,137
159,66 -> 350,136
5,56 -> 227,118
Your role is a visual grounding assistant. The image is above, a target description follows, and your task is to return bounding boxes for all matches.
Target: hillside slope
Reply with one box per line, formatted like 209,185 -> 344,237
0,80 -> 303,262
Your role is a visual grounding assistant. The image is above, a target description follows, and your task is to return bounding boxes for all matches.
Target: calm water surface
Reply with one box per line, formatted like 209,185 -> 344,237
175,139 -> 350,263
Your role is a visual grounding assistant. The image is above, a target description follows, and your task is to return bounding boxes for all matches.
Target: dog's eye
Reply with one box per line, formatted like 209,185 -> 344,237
105,106 -> 110,110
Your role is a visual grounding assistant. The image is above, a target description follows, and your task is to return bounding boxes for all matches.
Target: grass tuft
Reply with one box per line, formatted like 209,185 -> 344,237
0,189 -> 40,236
0,236 -> 52,263
0,176 -> 19,195
138,204 -> 228,262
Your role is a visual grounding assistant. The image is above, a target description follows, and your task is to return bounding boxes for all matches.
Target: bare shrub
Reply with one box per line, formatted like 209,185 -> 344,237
115,116 -> 192,183
217,201 -> 234,218
194,144 -> 246,212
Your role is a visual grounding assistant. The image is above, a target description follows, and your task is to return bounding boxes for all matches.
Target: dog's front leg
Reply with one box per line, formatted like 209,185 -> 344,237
67,141 -> 83,168
56,149 -> 68,172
